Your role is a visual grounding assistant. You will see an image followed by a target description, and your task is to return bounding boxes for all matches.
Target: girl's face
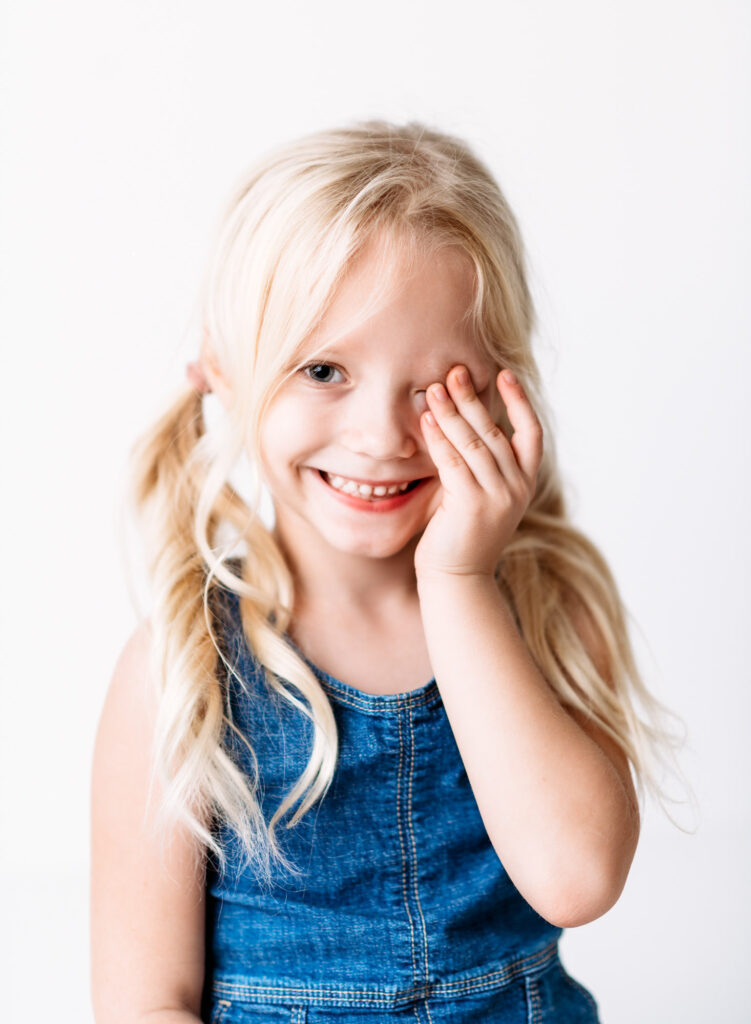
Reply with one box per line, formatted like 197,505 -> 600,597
257,235 -> 503,569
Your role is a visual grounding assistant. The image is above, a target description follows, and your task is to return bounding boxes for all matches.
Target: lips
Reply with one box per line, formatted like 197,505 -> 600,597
317,469 -> 425,488
314,467 -> 432,510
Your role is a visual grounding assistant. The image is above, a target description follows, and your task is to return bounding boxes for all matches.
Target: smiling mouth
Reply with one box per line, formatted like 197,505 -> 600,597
317,469 -> 426,501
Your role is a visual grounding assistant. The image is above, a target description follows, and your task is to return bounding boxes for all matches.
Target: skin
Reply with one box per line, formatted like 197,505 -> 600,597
414,365 -> 639,925
415,364 -> 538,579
202,233 -> 640,927
245,237 -> 505,614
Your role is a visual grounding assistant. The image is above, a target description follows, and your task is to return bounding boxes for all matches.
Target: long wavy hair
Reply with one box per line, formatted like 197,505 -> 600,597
125,119 -> 687,886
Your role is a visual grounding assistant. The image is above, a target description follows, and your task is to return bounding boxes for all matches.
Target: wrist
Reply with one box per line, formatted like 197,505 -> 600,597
416,569 -> 498,595
416,569 -> 517,617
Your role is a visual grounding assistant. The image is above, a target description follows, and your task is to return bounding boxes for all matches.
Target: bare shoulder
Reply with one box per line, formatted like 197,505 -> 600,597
91,621 -> 207,1022
94,620 -> 157,743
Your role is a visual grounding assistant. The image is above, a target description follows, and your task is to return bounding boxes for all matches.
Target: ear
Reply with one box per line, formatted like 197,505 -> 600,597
200,328 -> 234,410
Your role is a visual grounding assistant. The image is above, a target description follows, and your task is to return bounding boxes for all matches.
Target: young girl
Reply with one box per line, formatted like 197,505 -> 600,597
91,120 -> 679,1024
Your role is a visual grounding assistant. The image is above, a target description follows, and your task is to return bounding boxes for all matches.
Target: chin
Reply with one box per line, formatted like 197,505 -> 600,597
327,530 -> 420,561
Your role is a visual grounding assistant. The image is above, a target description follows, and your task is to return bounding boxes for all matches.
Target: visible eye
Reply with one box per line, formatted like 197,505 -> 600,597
301,362 -> 345,385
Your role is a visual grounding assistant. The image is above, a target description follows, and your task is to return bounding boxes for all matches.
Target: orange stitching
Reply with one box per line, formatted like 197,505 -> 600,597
396,703 -> 419,983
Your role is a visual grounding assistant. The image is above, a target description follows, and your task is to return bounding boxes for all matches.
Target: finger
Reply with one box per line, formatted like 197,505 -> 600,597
426,376 -> 513,492
442,365 -> 525,486
496,369 -> 544,484
419,408 -> 478,492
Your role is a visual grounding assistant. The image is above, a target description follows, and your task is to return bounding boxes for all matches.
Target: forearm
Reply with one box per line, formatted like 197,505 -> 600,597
94,1001 -> 203,1024
138,1013 -> 202,1024
417,571 -> 638,927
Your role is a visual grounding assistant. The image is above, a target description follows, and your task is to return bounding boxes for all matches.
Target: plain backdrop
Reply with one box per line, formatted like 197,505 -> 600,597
1,1 -> 749,1021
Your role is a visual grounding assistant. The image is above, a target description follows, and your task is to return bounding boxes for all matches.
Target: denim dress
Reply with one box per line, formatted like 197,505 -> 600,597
201,585 -> 600,1024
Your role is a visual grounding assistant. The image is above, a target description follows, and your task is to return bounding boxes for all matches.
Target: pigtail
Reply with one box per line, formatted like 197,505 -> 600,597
125,381 -> 341,886
126,385 -> 287,884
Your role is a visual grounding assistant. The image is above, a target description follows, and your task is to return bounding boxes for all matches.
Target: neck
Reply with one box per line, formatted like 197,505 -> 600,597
273,529 -> 421,619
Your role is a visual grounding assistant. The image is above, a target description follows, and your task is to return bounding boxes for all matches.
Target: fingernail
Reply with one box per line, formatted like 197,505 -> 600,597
456,367 -> 469,385
430,383 -> 448,401
502,369 -> 516,385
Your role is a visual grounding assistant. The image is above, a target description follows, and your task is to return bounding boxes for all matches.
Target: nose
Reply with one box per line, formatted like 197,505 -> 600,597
339,385 -> 422,461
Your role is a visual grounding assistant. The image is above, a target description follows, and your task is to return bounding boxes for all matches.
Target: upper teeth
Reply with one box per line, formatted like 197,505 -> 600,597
326,473 -> 412,498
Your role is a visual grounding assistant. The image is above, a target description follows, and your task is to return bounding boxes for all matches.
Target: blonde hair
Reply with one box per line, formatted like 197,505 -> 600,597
126,119 -> 687,885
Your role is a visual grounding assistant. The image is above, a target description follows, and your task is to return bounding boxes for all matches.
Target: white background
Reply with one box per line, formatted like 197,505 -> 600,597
1,1 -> 749,1021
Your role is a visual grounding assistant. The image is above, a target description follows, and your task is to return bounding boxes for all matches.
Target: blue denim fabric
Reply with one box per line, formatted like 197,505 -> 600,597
201,584 -> 599,1023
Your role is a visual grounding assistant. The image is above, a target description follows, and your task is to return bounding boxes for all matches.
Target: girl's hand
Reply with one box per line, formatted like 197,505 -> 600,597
414,364 -> 543,581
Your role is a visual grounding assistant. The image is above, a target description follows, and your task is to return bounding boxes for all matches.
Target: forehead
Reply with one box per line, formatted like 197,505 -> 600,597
303,234 -> 486,370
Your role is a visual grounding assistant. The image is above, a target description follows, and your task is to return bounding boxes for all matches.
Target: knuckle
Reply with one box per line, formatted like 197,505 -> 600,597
492,491 -> 514,514
464,435 -> 486,454
442,449 -> 464,469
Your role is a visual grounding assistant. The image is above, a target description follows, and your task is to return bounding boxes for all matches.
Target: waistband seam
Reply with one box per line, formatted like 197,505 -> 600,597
210,940 -> 559,1008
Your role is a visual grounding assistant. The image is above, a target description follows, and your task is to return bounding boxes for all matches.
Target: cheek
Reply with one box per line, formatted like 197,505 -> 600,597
257,399 -> 299,467
423,482 -> 444,524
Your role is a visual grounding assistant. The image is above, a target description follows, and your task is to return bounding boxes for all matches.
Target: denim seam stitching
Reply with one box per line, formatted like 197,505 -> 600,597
210,941 -> 559,1006
396,701 -> 419,986
525,975 -> 542,1024
211,999 -> 231,1024
406,703 -> 434,1024
320,680 -> 441,713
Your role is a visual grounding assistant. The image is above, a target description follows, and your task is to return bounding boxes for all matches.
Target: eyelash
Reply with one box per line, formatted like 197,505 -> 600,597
300,362 -> 432,396
298,361 -> 487,396
300,362 -> 345,385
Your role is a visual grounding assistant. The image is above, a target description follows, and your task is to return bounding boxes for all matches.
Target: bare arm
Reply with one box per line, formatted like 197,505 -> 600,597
413,364 -> 639,929
90,622 -> 207,1023
417,573 -> 640,929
